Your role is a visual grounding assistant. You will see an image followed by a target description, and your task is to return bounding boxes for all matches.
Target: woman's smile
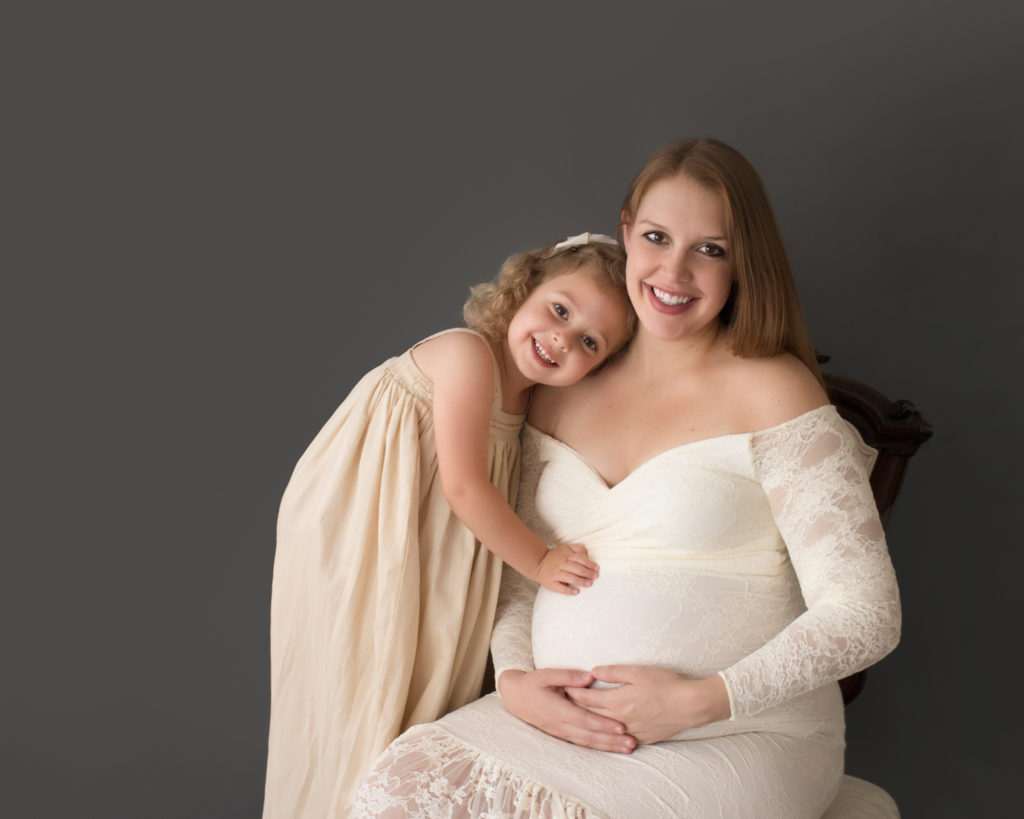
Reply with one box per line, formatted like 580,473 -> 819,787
645,283 -> 698,313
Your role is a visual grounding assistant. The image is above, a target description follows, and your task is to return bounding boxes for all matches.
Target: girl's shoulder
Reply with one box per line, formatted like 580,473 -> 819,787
722,353 -> 829,431
410,328 -> 497,390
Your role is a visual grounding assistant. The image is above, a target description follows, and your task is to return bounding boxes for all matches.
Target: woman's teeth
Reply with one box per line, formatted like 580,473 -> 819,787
534,339 -> 556,364
651,286 -> 694,305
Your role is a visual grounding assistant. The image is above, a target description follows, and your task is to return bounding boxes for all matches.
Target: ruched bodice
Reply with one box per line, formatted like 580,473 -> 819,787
522,424 -> 787,573
524,425 -> 809,699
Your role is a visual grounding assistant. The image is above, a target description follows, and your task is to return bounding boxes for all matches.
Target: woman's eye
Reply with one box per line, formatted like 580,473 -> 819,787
581,335 -> 598,352
553,303 -> 569,319
698,243 -> 725,258
642,230 -> 668,245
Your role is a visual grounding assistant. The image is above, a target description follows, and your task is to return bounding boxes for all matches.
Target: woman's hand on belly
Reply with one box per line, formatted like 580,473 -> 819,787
565,666 -> 732,745
497,669 -> 637,754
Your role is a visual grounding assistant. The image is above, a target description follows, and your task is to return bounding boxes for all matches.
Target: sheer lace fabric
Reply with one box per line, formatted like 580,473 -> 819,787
353,722 -> 592,818
723,408 -> 900,717
356,405 -> 900,817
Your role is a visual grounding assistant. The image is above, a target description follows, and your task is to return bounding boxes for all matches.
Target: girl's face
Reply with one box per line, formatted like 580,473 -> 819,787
506,268 -> 630,387
621,174 -> 735,344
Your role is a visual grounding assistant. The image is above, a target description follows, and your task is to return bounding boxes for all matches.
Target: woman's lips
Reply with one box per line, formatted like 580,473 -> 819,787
645,283 -> 697,315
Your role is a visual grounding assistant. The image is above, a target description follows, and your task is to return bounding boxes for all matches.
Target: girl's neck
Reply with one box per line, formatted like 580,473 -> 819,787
494,338 -> 534,413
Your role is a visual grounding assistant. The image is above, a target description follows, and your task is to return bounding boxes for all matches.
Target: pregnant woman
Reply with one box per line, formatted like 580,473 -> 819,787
353,138 -> 901,818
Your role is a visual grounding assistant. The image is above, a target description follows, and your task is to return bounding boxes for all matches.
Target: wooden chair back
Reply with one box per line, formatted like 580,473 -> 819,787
824,370 -> 933,703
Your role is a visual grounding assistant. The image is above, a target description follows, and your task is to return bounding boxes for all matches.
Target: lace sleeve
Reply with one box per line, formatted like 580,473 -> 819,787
490,563 -> 538,683
719,406 -> 902,719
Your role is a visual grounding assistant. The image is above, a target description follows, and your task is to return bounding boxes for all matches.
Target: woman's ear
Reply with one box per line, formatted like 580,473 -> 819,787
619,211 -> 631,252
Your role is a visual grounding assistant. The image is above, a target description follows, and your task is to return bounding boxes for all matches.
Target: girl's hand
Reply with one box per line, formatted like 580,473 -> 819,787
564,666 -> 731,745
535,544 -> 599,594
497,669 -> 635,754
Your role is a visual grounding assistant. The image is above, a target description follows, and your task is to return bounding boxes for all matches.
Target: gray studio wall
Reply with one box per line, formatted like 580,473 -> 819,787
8,1 -> 1021,816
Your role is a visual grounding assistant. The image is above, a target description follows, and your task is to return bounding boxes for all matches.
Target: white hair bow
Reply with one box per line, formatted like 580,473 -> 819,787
553,232 -> 620,250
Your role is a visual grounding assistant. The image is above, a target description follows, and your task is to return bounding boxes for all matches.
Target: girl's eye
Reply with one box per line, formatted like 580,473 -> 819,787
580,335 -> 598,352
553,303 -> 569,319
697,243 -> 725,258
642,230 -> 668,245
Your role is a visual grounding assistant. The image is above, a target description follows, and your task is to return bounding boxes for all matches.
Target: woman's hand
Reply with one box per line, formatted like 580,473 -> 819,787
565,666 -> 732,745
497,669 -> 636,754
535,544 -> 599,594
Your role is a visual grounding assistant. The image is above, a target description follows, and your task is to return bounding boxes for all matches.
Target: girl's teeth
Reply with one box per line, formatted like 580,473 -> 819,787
534,339 -> 555,364
651,286 -> 694,305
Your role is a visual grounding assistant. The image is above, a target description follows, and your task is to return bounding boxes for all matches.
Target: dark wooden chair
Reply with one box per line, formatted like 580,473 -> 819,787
824,368 -> 934,704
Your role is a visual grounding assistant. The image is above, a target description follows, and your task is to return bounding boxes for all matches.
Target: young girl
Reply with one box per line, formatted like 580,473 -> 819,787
263,233 -> 635,818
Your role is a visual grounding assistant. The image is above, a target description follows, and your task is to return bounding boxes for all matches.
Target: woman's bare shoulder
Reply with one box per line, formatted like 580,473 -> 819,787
724,353 -> 829,431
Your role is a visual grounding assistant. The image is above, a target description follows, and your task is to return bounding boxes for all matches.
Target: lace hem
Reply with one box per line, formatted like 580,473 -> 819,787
353,726 -> 597,819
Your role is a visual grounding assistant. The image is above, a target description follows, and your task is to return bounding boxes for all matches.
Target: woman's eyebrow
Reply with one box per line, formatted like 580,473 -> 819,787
638,219 -> 727,242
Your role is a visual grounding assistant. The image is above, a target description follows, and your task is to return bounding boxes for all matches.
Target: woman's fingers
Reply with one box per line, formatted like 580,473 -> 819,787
528,667 -> 593,688
499,668 -> 633,752
557,723 -> 636,754
564,685 -> 618,715
590,665 -> 643,685
541,698 -> 634,753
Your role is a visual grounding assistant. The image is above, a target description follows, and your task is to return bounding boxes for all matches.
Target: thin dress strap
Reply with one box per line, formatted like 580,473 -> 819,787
414,327 -> 503,409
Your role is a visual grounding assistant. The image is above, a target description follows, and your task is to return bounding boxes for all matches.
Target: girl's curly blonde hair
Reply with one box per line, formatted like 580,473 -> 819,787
463,240 -> 635,346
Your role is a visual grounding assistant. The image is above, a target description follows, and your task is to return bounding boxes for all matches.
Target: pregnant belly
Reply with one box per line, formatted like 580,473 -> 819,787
531,564 -> 804,678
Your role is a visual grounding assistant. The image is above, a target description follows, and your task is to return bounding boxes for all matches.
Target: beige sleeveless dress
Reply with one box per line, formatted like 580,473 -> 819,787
263,328 -> 525,818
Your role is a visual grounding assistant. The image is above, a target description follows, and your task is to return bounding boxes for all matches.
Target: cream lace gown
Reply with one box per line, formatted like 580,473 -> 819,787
354,406 -> 901,818
263,329 -> 525,818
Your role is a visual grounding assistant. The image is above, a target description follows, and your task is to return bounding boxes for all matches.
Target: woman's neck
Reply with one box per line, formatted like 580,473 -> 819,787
622,323 -> 729,381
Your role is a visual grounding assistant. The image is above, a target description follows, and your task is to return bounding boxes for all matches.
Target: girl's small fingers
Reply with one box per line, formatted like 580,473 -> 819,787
567,558 -> 599,576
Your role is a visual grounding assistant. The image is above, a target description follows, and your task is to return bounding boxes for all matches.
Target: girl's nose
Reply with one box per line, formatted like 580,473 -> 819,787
552,332 -> 568,352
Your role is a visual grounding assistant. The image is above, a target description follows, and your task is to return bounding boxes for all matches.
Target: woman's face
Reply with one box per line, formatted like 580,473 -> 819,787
621,174 -> 734,344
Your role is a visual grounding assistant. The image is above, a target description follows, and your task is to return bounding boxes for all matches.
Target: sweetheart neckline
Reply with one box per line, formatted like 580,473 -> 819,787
522,404 -> 837,490
523,424 -> 750,490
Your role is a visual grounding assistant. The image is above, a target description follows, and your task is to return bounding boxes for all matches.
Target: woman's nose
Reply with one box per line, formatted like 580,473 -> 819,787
664,252 -> 692,281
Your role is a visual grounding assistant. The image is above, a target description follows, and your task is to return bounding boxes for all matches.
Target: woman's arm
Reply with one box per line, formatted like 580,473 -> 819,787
426,332 -> 597,594
490,563 -> 634,752
718,405 -> 901,717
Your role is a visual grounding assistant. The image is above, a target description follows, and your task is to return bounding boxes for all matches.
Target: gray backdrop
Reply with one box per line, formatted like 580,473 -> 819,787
8,1 -> 1022,816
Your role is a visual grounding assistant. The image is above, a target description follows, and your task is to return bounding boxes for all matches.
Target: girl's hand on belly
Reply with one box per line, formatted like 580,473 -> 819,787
497,668 -> 636,754
565,666 -> 732,745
